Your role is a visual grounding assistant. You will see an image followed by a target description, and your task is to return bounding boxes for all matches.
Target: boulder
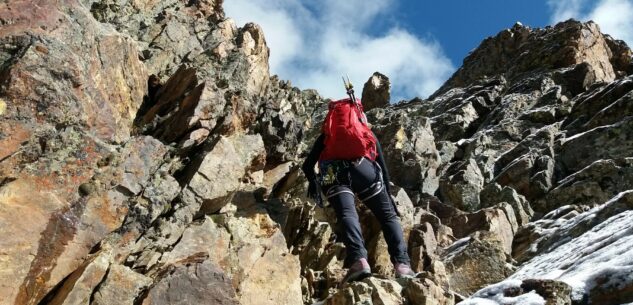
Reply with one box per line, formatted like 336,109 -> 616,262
480,183 -> 533,226
322,278 -> 403,305
403,277 -> 455,305
439,159 -> 484,211
141,260 -> 239,305
441,232 -> 514,295
153,194 -> 303,305
562,75 -> 633,136
409,222 -> 438,272
362,72 -> 391,110
0,135 -> 173,305
493,124 -> 558,201
158,217 -> 232,268
604,34 -> 633,75
0,1 -> 147,144
91,264 -> 152,305
256,80 -> 323,167
212,203 -> 303,305
520,279 -> 572,305
452,208 -> 515,254
181,133 -> 266,215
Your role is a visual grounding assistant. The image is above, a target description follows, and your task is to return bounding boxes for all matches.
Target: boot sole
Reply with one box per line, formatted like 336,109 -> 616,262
395,272 -> 417,279
343,269 -> 372,284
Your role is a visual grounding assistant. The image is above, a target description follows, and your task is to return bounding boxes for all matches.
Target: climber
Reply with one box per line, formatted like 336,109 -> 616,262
301,77 -> 415,283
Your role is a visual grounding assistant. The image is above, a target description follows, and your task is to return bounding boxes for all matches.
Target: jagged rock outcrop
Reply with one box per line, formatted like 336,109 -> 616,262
0,1 -> 150,300
362,72 -> 391,110
433,21 -> 621,97
1,0 -> 633,304
369,110 -> 441,197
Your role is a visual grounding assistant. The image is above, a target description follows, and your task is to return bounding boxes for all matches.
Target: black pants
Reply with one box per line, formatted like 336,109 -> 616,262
320,158 -> 410,266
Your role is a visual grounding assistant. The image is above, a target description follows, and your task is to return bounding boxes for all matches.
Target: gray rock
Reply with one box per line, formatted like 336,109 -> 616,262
373,113 -> 441,195
181,134 -> 265,215
439,159 -> 484,211
433,20 -> 616,97
513,191 -> 633,263
493,124 -> 559,201
536,158 -> 633,213
441,232 -> 514,295
520,279 -> 572,305
91,264 -> 152,305
480,183 -> 533,226
362,72 -> 391,111
562,76 -> 633,136
141,260 -> 239,305
559,116 -> 633,174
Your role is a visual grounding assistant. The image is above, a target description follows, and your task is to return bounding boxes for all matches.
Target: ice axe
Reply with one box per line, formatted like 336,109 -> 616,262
342,75 -> 367,124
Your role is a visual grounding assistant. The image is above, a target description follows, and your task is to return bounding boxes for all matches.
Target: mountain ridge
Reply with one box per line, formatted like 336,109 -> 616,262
0,1 -> 632,305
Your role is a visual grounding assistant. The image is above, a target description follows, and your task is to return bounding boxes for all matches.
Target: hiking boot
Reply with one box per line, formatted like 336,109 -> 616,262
394,263 -> 416,279
342,258 -> 371,284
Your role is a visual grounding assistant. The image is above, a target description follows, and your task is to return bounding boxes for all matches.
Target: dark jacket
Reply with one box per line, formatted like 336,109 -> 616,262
301,132 -> 392,191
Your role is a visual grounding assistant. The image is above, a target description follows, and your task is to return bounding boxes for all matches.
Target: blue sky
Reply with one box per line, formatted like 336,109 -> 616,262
390,1 -> 551,66
225,0 -> 633,101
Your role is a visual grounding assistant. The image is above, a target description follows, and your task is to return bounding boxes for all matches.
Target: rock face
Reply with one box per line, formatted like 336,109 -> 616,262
141,260 -> 240,305
1,1 -> 632,304
0,1 -> 148,300
433,21 -> 618,97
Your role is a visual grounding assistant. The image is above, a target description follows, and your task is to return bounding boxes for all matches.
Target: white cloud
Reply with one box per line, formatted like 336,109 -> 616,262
549,0 -> 633,45
224,0 -> 454,101
548,0 -> 586,23
588,0 -> 633,44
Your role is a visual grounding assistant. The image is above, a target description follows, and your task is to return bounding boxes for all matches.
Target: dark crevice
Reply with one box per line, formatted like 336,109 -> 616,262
14,197 -> 88,305
36,271 -> 73,305
89,266 -> 111,304
133,75 -> 163,128
0,176 -> 17,188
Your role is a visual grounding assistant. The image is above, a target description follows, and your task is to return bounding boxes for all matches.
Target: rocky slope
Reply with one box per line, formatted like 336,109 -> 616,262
1,1 -> 632,305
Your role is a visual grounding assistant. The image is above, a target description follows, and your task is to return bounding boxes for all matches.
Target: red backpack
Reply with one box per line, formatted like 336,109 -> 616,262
319,98 -> 377,161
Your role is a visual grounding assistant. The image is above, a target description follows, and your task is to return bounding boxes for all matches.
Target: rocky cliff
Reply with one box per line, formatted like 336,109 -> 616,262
1,1 -> 632,305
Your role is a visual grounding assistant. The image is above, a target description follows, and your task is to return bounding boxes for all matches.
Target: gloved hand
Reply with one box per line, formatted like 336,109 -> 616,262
307,179 -> 324,207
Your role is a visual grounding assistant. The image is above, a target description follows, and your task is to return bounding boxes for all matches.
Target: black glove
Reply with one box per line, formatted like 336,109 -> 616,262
307,179 -> 324,207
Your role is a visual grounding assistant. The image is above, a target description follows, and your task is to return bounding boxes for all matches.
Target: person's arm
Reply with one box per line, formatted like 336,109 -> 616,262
302,134 -> 325,207
301,134 -> 325,181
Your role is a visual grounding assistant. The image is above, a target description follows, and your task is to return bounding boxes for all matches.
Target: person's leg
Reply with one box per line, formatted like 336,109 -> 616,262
362,188 -> 410,265
327,186 -> 368,265
326,186 -> 371,282
349,160 -> 411,266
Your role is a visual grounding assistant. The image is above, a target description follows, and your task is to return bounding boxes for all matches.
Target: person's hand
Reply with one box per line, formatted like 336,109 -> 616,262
307,180 -> 323,207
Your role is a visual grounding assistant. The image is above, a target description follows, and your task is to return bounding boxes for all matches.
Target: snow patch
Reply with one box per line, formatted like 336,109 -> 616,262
457,280 -> 545,305
510,191 -> 633,301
